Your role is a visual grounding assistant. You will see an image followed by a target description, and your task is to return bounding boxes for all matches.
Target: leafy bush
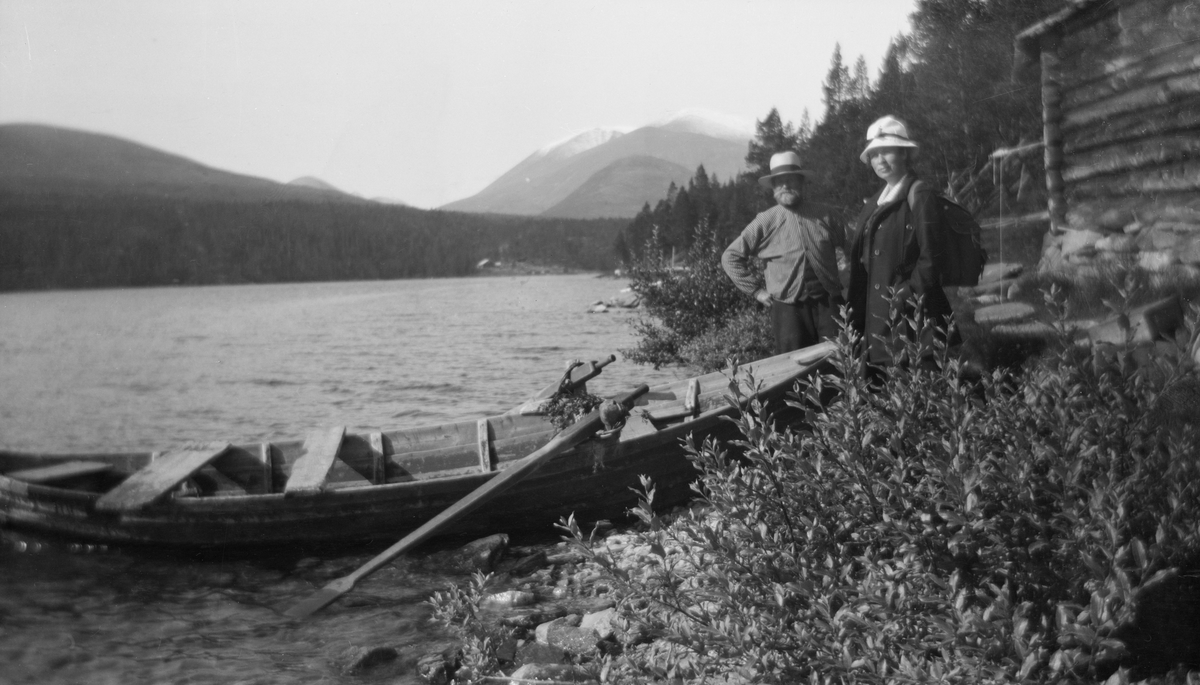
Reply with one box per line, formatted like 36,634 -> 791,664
623,222 -> 770,370
427,572 -> 509,682
564,287 -> 1200,684
676,306 -> 775,374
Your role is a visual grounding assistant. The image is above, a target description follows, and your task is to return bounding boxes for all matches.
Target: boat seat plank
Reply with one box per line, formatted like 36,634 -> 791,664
283,427 -> 346,497
95,443 -> 230,512
477,419 -> 494,472
368,432 -> 388,484
620,411 -> 659,438
684,379 -> 700,415
7,460 -> 113,485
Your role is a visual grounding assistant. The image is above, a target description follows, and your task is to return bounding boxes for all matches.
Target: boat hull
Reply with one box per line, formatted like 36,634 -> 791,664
0,344 -> 833,548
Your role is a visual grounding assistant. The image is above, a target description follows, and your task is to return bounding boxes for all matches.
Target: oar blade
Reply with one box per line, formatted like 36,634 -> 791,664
280,383 -> 650,619
282,577 -> 356,619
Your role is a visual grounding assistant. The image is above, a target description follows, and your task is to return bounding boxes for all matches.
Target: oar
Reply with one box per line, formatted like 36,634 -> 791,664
510,354 -> 618,415
282,383 -> 649,620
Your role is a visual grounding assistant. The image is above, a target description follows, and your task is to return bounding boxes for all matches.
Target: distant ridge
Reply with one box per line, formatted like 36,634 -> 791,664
0,123 -> 368,204
441,111 -> 750,219
288,175 -> 359,199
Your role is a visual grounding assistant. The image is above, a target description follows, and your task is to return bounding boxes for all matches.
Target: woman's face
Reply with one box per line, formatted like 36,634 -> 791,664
869,147 -> 908,184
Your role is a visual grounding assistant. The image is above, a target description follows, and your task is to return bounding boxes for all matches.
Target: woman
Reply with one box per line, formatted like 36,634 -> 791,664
847,116 -> 956,367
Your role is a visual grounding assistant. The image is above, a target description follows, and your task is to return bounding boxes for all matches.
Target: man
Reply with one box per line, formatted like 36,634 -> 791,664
722,151 -> 845,354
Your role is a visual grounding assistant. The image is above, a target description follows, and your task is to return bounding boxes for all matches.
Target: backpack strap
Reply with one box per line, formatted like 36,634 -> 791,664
905,179 -> 929,209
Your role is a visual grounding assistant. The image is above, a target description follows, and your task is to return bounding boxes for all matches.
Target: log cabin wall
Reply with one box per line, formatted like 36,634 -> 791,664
1019,0 -> 1200,275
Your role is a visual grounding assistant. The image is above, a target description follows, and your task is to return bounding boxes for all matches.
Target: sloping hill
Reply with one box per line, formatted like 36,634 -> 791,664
442,116 -> 749,218
0,123 -> 364,203
541,155 -> 692,219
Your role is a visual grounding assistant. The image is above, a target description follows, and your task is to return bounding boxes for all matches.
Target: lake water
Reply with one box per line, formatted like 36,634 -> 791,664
0,274 -> 686,684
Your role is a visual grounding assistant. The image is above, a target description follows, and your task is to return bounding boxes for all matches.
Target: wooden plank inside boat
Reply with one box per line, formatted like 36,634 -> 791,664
95,443 -> 231,512
7,460 -> 113,485
368,432 -> 388,484
284,427 -> 346,497
477,419 -> 494,472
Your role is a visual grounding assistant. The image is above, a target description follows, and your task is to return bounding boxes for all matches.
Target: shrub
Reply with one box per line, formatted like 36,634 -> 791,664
676,306 -> 775,373
623,222 -> 770,370
564,287 -> 1200,684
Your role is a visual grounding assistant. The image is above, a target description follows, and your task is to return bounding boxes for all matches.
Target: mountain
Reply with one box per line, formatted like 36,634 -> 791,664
0,123 -> 369,204
441,111 -> 751,218
542,155 -> 692,219
288,175 -> 362,201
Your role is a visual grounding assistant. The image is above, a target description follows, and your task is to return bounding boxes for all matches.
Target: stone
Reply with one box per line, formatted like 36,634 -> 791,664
580,608 -> 617,640
1086,296 -> 1183,346
417,645 -> 461,684
991,321 -> 1055,338
502,549 -> 548,576
506,663 -> 598,683
515,641 -> 568,665
484,590 -> 537,607
535,614 -> 582,644
332,645 -> 398,675
1098,207 -> 1135,230
1138,251 -> 1178,271
422,534 -> 509,574
1149,228 -> 1183,250
1177,236 -> 1200,265
607,290 -> 641,308
1095,234 -> 1137,252
500,606 -> 570,630
974,302 -> 1035,326
979,262 -> 1024,284
495,638 -> 519,664
1060,229 -> 1104,257
543,624 -> 603,656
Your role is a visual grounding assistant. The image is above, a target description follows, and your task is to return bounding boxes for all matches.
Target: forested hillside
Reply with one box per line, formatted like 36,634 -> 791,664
0,189 -> 624,290
617,0 -> 1059,262
0,124 -> 625,291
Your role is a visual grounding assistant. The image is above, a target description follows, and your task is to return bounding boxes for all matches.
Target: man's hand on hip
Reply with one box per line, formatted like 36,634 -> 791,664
755,290 -> 773,306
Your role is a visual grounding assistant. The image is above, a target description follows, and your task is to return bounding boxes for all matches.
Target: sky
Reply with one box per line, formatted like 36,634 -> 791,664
0,0 -> 917,209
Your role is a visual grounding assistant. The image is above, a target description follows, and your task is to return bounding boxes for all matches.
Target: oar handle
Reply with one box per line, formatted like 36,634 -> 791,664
342,383 -> 646,586
560,354 -> 617,394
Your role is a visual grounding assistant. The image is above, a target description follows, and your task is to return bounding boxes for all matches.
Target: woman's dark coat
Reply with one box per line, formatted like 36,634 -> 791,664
847,176 -> 956,364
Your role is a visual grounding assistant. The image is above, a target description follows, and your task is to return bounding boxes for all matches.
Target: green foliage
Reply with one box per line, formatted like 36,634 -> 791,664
621,221 -> 770,370
564,288 -> 1200,684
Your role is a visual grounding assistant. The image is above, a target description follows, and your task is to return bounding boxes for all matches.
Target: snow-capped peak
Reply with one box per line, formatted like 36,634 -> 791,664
533,127 -> 629,161
650,108 -> 756,141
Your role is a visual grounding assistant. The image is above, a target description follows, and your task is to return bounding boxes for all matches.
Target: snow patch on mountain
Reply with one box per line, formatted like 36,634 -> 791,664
533,127 -> 629,161
650,108 -> 756,141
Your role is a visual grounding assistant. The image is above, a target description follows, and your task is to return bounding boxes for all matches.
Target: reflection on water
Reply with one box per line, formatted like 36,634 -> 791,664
0,274 -> 686,684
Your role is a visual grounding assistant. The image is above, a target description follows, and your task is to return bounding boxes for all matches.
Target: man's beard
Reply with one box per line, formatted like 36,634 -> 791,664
774,187 -> 801,207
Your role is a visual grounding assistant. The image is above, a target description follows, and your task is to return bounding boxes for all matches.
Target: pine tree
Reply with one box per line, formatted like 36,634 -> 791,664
745,108 -> 800,176
821,44 -> 850,117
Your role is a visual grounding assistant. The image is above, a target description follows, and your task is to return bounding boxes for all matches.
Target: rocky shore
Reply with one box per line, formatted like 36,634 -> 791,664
408,525 -> 668,685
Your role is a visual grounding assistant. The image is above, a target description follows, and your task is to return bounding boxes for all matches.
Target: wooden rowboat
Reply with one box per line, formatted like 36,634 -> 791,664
0,343 -> 835,548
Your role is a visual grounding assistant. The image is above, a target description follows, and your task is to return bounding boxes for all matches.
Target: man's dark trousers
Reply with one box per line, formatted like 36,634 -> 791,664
771,295 -> 840,354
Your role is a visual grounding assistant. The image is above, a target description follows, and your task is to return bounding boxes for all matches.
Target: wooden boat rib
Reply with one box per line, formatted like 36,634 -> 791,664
0,343 -> 834,548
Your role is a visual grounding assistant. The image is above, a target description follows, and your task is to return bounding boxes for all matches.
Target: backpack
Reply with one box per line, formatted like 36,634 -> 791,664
907,182 -> 987,287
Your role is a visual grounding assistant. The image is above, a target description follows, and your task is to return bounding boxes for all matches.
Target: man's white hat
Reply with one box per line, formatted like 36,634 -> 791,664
859,115 -> 919,163
757,151 -> 812,188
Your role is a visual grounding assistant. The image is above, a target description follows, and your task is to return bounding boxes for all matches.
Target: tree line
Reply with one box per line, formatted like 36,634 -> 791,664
617,0 -> 1059,263
0,188 -> 625,291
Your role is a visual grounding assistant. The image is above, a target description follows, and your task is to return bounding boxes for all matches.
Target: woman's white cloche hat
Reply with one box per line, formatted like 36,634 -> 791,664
859,115 -> 919,163
757,151 -> 813,188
